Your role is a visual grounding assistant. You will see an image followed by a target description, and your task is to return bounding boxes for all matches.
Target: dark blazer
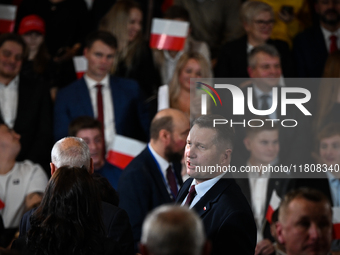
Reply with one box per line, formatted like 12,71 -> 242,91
293,26 -> 328,78
0,75 -> 53,172
176,177 -> 257,255
229,84 -> 313,167
54,76 -> 150,143
18,201 -> 134,255
214,35 -> 295,79
118,147 -> 183,251
235,175 -> 295,241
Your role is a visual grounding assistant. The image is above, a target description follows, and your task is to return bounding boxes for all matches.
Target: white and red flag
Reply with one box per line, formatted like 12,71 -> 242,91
0,199 -> 4,210
107,135 -> 146,169
333,207 -> 340,239
150,18 -> 189,51
73,56 -> 87,79
265,190 -> 281,224
0,4 -> 16,33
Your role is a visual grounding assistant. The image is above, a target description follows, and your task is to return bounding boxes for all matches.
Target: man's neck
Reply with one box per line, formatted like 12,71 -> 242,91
94,160 -> 105,171
149,140 -> 168,162
322,22 -> 340,33
0,76 -> 15,86
85,72 -> 107,83
0,158 -> 15,175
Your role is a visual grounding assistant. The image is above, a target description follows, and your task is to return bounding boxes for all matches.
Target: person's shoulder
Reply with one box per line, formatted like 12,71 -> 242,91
101,201 -> 129,219
219,36 -> 246,53
294,26 -> 321,42
109,75 -> 139,88
14,160 -> 44,174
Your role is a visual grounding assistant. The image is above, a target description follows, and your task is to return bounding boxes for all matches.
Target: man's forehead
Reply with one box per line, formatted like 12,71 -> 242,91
321,135 -> 340,144
1,40 -> 23,52
287,198 -> 331,219
189,125 -> 217,141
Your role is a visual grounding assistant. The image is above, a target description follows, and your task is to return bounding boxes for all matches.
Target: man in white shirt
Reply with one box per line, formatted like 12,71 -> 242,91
118,108 -> 189,252
0,123 -> 47,229
0,33 -> 53,171
176,114 -> 256,255
54,31 -> 150,151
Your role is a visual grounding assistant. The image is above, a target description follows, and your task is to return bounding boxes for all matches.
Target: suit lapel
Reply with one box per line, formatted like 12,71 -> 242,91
77,78 -> 94,116
14,77 -> 30,129
235,178 -> 251,205
144,148 -> 175,202
192,178 -> 233,218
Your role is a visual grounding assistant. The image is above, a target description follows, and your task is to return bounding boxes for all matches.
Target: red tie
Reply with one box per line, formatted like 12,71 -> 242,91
166,165 -> 178,200
95,84 -> 105,155
184,185 -> 196,206
330,35 -> 338,53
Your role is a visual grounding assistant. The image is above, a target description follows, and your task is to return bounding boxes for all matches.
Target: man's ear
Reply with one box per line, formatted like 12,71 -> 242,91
276,222 -> 285,244
244,137 -> 251,151
247,66 -> 254,78
83,47 -> 88,59
221,148 -> 232,165
89,158 -> 94,174
159,129 -> 171,145
50,162 -> 56,176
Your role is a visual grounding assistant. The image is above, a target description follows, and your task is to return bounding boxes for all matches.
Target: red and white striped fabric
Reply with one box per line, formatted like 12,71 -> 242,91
73,56 -> 87,79
333,207 -> 340,239
265,190 -> 281,224
0,4 -> 16,33
106,135 -> 146,169
150,18 -> 189,51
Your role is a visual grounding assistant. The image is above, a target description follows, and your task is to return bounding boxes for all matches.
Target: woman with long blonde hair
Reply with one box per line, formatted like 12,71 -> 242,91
313,50 -> 340,136
158,52 -> 212,121
99,0 -> 161,100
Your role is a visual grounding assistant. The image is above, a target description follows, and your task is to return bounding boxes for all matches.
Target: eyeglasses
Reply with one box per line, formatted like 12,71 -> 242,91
253,19 -> 275,26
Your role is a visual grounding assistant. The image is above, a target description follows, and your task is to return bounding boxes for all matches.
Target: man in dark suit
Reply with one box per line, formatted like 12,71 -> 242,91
293,0 -> 340,77
176,114 -> 257,255
54,31 -> 149,150
118,108 -> 189,251
18,137 -> 134,255
0,33 -> 53,172
215,1 -> 294,79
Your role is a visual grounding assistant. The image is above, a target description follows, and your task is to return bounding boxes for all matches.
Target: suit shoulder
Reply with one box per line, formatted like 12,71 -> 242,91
110,76 -> 139,89
294,26 -> 320,43
219,36 -> 246,54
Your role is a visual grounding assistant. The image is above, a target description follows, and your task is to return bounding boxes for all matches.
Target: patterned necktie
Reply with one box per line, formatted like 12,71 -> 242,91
330,35 -> 338,54
260,94 -> 270,110
166,165 -> 178,199
184,185 -> 196,206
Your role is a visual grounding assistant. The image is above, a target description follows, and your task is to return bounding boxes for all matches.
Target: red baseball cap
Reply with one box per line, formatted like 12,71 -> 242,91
18,15 -> 45,35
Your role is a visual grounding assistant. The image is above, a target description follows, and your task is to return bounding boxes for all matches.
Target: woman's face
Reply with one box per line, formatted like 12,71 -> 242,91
179,58 -> 202,91
127,8 -> 142,42
22,31 -> 44,52
244,11 -> 273,43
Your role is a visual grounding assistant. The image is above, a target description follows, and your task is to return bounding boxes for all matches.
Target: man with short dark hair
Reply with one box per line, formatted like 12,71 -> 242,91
140,205 -> 210,255
54,31 -> 150,151
69,116 -> 122,189
0,33 -> 53,171
19,137 -> 135,255
176,114 -> 257,255
118,108 -> 190,251
276,188 -> 333,255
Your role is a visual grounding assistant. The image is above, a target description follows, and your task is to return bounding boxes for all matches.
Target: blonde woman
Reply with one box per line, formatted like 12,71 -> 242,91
99,0 -> 161,99
158,52 -> 212,121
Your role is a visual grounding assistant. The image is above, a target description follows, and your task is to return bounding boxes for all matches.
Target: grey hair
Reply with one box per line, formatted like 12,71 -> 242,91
51,137 -> 91,171
241,1 -> 274,24
141,205 -> 205,255
248,44 -> 280,69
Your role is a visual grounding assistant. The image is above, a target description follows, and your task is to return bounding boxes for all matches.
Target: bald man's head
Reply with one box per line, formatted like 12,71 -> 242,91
150,109 -> 189,141
51,137 -> 91,173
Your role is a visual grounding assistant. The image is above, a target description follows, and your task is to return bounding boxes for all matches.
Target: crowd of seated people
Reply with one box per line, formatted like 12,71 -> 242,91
0,0 -> 340,254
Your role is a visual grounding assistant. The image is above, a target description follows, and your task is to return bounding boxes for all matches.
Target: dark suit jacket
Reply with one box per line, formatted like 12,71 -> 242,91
293,26 -> 328,78
214,35 -> 295,79
18,201 -> 134,255
235,174 -> 295,241
54,76 -> 150,143
118,147 -> 183,251
0,75 -> 53,172
176,177 -> 257,255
